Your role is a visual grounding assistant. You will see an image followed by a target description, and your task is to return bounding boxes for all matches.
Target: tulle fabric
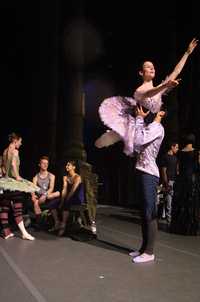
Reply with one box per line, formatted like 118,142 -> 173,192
98,92 -> 164,155
0,177 -> 40,193
98,96 -> 136,155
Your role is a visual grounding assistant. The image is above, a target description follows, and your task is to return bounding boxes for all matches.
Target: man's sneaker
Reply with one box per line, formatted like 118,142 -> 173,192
133,253 -> 155,263
91,221 -> 97,234
129,250 -> 140,258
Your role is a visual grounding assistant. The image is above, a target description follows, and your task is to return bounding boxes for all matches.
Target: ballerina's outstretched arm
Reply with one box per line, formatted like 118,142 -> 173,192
166,38 -> 198,81
136,38 -> 198,100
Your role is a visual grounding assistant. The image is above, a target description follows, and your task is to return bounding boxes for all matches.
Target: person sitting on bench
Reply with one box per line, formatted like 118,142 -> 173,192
31,156 -> 60,230
58,160 -> 84,236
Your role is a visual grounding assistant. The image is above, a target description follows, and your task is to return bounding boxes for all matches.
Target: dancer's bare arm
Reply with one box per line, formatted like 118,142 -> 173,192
11,150 -> 22,181
136,38 -> 198,100
167,38 -> 198,81
47,174 -> 55,195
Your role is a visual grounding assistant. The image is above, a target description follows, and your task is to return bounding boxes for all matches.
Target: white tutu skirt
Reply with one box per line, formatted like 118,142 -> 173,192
0,177 -> 40,193
98,96 -> 137,156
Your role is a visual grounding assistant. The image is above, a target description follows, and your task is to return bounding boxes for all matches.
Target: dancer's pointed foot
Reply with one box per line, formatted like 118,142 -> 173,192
95,130 -> 121,148
4,233 -> 15,240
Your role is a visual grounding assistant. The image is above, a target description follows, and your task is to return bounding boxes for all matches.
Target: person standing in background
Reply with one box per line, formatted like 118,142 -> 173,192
160,142 -> 179,226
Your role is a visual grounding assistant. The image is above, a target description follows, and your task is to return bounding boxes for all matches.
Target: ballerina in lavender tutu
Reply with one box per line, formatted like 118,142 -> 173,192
95,38 -> 198,156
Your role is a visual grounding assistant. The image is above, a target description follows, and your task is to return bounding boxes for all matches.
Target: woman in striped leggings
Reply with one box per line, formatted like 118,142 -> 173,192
0,133 -> 37,240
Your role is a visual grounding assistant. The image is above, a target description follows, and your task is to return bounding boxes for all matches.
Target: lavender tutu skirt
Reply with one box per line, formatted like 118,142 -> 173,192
98,96 -> 136,155
97,92 -> 163,156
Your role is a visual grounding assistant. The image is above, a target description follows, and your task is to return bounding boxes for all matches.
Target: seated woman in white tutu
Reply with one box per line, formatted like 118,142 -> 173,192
95,38 -> 198,156
0,133 -> 39,240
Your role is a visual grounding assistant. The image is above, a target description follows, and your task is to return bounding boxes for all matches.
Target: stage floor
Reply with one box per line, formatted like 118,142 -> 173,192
0,205 -> 200,302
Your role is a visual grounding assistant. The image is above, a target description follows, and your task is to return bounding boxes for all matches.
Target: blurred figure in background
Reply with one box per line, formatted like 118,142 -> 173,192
160,141 -> 179,226
170,134 -> 200,235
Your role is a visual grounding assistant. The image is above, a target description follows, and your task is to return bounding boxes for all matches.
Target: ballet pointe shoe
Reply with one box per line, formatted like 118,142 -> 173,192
4,233 -> 15,240
95,130 -> 121,148
22,233 -> 35,241
17,221 -> 35,240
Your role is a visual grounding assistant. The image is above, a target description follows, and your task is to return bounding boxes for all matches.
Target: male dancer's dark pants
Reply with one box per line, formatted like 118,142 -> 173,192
135,170 -> 159,255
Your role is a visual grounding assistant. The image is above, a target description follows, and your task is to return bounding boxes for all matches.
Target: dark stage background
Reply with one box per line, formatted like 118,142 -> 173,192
0,1 -> 199,206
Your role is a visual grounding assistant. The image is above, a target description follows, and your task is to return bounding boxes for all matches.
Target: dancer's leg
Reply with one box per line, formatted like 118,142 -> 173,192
13,202 -> 35,240
0,205 -> 14,239
58,210 -> 70,236
95,130 -> 121,148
